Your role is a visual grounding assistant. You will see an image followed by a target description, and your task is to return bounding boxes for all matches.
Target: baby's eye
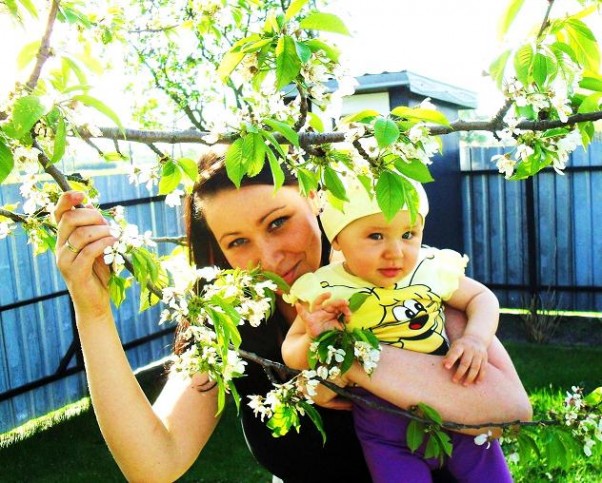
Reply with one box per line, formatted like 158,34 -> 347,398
228,238 -> 247,249
268,216 -> 288,231
368,233 -> 383,240
402,231 -> 414,240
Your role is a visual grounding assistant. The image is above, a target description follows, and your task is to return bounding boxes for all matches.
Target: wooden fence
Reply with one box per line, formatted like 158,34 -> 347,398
0,170 -> 183,433
460,142 -> 602,312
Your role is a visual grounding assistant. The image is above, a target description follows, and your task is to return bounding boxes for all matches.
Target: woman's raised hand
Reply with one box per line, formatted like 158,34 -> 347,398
53,191 -> 117,317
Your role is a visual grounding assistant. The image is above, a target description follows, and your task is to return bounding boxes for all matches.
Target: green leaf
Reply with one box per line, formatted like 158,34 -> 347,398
514,43 -> 534,85
375,171 -> 405,221
260,130 -> 286,158
243,132 -> 266,176
225,137 -> 246,188
50,115 -> 67,164
424,434 -> 442,461
584,386 -> 602,405
62,56 -> 88,89
489,49 -> 512,89
16,40 -> 41,70
285,0 -> 309,20
16,0 -> 38,17
348,292 -> 369,312
299,401 -> 326,444
406,420 -> 426,452
299,12 -> 350,36
390,106 -> 450,126
158,160 -> 182,195
103,151 -> 128,162
266,148 -> 285,191
72,94 -> 123,131
577,92 -> 602,113
532,52 -> 549,88
416,402 -> 443,425
240,37 -> 273,54
307,112 -> 325,132
517,429 -> 541,462
322,166 -> 347,202
275,35 -> 302,90
217,50 -> 246,80
261,269 -> 289,294
264,118 -> 299,146
304,38 -> 340,62
3,95 -> 45,140
0,140 -> 15,184
297,168 -> 319,196
295,40 -> 312,63
580,76 -> 602,92
177,157 -> 199,183
497,0 -> 525,40
341,109 -> 380,124
433,430 -> 453,457
393,157 -> 434,183
108,273 -> 130,308
373,118 -> 400,148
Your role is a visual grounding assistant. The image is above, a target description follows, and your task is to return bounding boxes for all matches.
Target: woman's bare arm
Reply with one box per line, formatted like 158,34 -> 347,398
345,308 -> 532,434
54,192 -> 220,481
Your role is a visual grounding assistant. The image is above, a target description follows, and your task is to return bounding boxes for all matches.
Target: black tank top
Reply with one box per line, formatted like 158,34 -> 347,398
234,310 -> 372,482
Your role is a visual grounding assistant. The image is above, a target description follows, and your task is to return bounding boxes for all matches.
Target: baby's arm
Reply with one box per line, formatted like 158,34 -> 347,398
282,294 -> 353,409
442,276 -> 499,385
282,293 -> 349,370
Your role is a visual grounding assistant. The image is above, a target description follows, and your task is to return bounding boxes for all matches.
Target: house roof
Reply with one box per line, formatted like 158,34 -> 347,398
349,70 -> 477,109
314,70 -> 477,109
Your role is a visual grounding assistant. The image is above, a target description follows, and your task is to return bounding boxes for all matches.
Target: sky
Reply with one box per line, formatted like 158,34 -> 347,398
0,0 -> 596,115
329,0 -> 559,114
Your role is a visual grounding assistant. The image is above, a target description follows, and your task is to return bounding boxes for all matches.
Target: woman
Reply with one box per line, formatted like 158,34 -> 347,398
53,151 -> 531,482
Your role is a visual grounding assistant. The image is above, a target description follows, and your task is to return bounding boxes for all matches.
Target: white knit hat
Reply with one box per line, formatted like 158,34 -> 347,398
320,175 -> 429,243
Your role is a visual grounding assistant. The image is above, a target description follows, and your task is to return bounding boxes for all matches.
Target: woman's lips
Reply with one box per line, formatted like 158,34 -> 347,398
280,262 -> 300,285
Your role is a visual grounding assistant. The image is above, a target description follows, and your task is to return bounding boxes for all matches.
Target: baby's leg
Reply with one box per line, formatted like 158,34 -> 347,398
352,388 -> 433,483
446,434 -> 512,483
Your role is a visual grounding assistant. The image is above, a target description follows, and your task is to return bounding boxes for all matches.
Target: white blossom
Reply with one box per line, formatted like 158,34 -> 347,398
0,220 -> 16,239
165,188 -> 185,208
474,430 -> 493,449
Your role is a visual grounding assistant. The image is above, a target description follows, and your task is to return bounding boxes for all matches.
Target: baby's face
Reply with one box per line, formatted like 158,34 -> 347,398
332,210 -> 424,288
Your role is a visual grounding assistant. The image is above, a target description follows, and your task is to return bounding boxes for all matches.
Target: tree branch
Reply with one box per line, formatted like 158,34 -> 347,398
238,348 -> 561,432
87,109 -> 602,147
26,0 -> 60,92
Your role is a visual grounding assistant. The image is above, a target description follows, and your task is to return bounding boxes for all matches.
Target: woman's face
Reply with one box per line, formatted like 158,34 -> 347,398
201,185 -> 322,286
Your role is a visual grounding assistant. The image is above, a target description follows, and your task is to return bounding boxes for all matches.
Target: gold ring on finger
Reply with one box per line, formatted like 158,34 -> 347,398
65,239 -> 81,254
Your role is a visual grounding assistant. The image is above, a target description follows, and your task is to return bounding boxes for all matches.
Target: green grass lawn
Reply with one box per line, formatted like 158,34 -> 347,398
0,342 -> 600,482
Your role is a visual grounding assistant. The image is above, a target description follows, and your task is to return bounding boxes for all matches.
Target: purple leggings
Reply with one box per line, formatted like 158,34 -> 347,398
351,389 -> 513,483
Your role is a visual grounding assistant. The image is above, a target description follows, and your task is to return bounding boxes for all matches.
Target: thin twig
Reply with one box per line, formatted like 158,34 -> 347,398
151,236 -> 187,245
536,0 -> 556,40
0,208 -> 28,224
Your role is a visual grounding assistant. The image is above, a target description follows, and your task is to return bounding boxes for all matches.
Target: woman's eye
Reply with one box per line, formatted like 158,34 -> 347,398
228,238 -> 247,249
268,216 -> 288,231
402,231 -> 414,240
368,233 -> 383,240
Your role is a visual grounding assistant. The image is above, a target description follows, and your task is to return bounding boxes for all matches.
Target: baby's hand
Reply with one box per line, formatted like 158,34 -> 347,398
442,334 -> 488,386
295,292 -> 351,339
